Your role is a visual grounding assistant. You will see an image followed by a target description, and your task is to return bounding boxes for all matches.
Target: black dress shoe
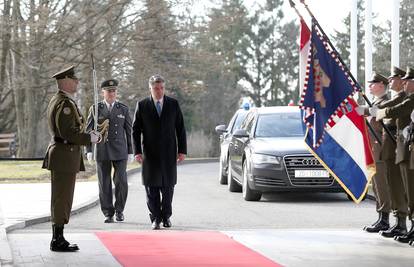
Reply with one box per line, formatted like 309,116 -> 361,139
50,225 -> 79,252
104,216 -> 114,223
395,225 -> 414,243
50,239 -> 79,252
380,225 -> 407,238
152,221 -> 161,230
163,219 -> 172,228
363,212 -> 389,233
116,212 -> 124,222
364,221 -> 389,233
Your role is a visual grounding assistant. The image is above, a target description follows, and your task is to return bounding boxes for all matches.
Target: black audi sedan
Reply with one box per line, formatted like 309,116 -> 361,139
227,106 -> 343,201
215,105 -> 250,184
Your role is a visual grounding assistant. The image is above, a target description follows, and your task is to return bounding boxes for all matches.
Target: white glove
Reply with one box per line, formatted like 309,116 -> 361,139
376,108 -> 387,121
87,152 -> 93,163
411,110 -> 414,122
402,126 -> 409,139
355,106 -> 366,116
90,131 -> 101,143
368,106 -> 378,117
128,154 -> 134,163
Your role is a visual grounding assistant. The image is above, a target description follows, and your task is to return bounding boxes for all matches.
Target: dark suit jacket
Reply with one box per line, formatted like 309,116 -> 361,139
132,95 -> 187,186
86,101 -> 132,161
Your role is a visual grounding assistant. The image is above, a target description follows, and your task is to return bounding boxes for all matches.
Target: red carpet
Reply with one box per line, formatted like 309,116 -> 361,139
96,231 -> 282,267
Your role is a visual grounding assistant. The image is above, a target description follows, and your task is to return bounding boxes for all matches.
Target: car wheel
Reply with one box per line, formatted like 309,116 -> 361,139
242,162 -> 261,201
219,159 -> 228,185
227,159 -> 242,192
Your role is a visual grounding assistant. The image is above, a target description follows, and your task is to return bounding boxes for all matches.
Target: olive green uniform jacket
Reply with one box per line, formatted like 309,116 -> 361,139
42,90 -> 91,172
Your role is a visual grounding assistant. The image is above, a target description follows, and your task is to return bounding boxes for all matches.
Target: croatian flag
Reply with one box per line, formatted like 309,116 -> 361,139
299,19 -> 311,96
300,20 -> 376,203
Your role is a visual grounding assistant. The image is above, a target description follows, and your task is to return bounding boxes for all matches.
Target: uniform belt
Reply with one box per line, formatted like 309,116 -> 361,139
53,136 -> 74,145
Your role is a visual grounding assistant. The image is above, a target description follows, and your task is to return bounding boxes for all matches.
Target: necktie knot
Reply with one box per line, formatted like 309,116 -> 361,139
109,103 -> 113,112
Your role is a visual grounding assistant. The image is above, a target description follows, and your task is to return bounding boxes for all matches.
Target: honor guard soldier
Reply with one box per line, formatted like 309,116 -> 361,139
374,66 -> 409,237
356,73 -> 392,233
376,67 -> 414,244
42,66 -> 101,252
86,79 -> 133,223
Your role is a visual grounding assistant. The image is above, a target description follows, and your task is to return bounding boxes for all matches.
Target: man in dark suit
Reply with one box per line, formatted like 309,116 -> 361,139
42,65 -> 100,252
86,79 -> 133,223
132,74 -> 187,230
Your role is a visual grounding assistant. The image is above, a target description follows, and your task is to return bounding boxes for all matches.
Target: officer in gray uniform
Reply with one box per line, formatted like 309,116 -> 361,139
86,79 -> 133,223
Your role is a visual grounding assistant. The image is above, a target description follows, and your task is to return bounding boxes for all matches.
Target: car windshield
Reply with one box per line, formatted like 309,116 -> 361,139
231,111 -> 248,133
255,112 -> 304,137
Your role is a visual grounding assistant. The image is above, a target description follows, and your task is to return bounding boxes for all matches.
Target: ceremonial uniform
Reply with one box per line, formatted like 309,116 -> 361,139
377,67 -> 414,242
42,66 -> 98,252
360,73 -> 392,233
86,79 -> 133,223
377,67 -> 408,221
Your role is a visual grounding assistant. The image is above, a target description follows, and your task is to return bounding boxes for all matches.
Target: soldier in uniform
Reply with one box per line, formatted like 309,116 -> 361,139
42,66 -> 101,252
374,66 -> 409,238
86,79 -> 133,223
376,67 -> 414,243
356,73 -> 392,232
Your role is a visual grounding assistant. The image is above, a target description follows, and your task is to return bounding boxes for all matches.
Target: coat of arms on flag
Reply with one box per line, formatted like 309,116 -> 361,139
300,19 -> 376,203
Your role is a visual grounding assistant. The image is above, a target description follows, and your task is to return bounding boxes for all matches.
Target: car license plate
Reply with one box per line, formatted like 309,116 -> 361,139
295,170 -> 329,178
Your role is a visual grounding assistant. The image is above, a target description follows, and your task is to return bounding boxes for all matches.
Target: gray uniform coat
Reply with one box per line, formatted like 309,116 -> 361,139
86,101 -> 133,161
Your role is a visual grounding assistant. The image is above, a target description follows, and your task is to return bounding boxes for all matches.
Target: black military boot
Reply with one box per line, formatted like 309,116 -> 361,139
50,224 -> 79,252
363,212 -> 389,233
395,220 -> 414,243
380,216 -> 407,238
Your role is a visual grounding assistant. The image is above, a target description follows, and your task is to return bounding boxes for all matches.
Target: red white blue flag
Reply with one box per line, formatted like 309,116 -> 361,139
300,20 -> 376,203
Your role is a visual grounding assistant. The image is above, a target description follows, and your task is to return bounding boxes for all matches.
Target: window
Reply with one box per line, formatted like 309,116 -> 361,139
255,112 -> 304,138
230,110 -> 249,133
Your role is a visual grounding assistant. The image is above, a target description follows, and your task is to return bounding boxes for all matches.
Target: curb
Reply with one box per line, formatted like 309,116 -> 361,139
0,203 -> 13,266
3,158 -> 218,232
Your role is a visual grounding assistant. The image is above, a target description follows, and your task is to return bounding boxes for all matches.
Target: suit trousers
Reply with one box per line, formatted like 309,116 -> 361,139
97,160 -> 128,217
385,159 -> 408,217
145,186 -> 174,223
51,171 -> 76,225
372,161 -> 391,213
400,161 -> 414,220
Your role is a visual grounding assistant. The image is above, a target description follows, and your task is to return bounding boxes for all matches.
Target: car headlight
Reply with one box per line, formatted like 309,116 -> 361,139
251,153 -> 281,165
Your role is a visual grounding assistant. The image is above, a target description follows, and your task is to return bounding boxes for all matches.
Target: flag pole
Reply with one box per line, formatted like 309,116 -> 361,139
297,0 -> 396,144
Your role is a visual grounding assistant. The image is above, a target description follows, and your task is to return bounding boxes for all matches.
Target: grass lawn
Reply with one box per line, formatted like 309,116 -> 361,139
0,160 -> 141,183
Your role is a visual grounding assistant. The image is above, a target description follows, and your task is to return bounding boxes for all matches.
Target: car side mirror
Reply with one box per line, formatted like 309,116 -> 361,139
215,124 -> 227,134
233,129 -> 249,138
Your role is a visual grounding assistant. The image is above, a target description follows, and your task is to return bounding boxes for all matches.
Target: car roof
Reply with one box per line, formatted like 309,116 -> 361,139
252,106 -> 300,115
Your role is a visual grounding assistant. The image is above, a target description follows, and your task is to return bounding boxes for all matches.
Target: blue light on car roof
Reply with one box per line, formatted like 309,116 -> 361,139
242,102 -> 250,110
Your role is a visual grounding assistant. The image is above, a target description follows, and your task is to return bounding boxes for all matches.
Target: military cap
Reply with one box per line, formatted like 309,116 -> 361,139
52,65 -> 77,80
388,66 -> 406,79
401,67 -> 414,80
367,72 -> 389,85
101,79 -> 119,90
149,74 -> 165,85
